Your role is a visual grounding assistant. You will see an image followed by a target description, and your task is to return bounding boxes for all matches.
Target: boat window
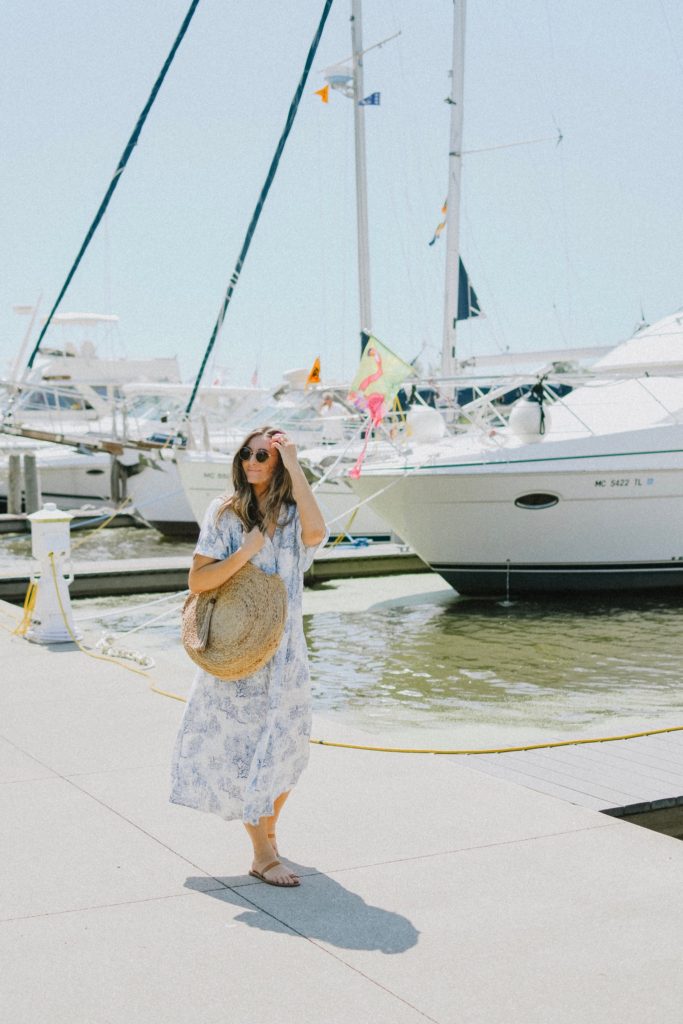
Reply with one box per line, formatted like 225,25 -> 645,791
56,389 -> 94,411
514,493 -> 559,510
20,390 -> 48,409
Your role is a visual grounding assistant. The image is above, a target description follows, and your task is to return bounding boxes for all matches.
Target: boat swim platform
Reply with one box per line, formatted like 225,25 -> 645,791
0,542 -> 428,601
1,603 -> 682,1023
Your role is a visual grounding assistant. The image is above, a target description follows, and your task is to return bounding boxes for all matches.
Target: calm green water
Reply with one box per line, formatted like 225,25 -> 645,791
0,525 -> 192,565
304,593 -> 683,742
4,527 -> 683,745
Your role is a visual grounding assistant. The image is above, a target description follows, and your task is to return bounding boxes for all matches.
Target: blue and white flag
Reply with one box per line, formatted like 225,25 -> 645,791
358,92 -> 380,106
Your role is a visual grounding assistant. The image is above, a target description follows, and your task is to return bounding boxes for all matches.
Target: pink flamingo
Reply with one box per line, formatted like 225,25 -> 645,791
349,347 -> 387,423
358,346 -> 383,390
348,347 -> 388,477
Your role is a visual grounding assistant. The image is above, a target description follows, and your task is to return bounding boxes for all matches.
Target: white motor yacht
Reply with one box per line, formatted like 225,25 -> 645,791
349,312 -> 683,596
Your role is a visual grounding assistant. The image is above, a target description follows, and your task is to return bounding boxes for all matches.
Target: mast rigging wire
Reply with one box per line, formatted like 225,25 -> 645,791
25,0 -> 201,371
183,0 -> 335,419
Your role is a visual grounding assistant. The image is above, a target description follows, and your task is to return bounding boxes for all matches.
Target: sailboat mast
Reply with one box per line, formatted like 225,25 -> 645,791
351,0 -> 372,351
441,0 -> 466,379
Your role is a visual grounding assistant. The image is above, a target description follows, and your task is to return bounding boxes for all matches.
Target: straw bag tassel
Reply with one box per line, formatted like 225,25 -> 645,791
196,596 -> 216,651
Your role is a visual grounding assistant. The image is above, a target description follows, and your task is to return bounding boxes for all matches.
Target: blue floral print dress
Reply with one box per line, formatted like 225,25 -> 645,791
170,498 -> 327,825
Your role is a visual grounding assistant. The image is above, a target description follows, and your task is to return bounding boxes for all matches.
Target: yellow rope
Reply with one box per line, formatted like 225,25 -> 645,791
9,496 -> 134,637
5,553 -> 181,697
12,580 -> 38,636
329,506 -> 360,548
47,551 -> 150,677
149,684 -> 187,702
140,680 -> 683,754
70,497 -> 133,551
308,723 -> 683,755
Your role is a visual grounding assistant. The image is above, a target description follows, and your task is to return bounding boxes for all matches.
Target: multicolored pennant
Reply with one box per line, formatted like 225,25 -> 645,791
347,335 -> 414,478
428,220 -> 446,246
428,200 -> 483,320
428,198 -> 448,245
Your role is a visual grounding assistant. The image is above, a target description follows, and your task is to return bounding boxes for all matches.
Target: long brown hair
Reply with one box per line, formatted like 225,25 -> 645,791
215,426 -> 295,532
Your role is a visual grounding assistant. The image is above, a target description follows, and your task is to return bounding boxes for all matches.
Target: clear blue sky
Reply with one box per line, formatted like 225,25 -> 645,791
1,0 -> 682,387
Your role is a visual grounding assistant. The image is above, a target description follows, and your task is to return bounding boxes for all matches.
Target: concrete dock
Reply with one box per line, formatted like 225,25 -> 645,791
0,542 -> 427,601
1,595 -> 682,1023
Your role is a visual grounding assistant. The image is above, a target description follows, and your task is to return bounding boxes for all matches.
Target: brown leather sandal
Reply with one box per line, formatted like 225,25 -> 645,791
249,860 -> 300,887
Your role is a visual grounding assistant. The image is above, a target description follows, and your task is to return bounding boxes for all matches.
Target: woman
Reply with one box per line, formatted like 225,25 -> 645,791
170,427 -> 327,887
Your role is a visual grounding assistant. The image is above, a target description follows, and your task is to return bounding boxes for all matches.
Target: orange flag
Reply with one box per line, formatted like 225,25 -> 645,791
314,85 -> 329,104
306,357 -> 321,388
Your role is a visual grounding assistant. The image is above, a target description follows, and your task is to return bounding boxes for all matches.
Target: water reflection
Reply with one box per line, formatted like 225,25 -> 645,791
304,592 -> 683,735
0,526 -> 193,565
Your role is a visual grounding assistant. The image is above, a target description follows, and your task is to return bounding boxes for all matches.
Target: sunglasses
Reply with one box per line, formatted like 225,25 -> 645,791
238,446 -> 271,463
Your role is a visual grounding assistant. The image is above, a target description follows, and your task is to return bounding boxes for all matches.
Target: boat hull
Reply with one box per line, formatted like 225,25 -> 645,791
0,446 -> 112,510
176,451 -> 393,540
123,455 -> 198,538
434,561 -> 683,596
350,425 -> 683,595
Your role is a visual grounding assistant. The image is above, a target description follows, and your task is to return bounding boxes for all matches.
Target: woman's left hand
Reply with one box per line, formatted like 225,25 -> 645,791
271,432 -> 299,472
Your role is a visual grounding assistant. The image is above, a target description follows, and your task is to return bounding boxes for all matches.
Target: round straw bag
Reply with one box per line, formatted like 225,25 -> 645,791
181,563 -> 287,680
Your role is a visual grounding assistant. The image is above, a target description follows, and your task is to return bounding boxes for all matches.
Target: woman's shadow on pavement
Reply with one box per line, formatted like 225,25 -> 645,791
185,865 -> 420,954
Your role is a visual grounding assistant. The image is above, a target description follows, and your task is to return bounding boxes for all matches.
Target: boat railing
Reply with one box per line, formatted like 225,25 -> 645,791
0,380 -> 110,435
443,368 -> 683,448
362,366 -> 683,461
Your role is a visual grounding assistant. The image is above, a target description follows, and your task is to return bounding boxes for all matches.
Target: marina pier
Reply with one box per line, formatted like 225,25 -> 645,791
3,0 -> 683,1014
1,589 -> 682,1022
0,541 -> 427,601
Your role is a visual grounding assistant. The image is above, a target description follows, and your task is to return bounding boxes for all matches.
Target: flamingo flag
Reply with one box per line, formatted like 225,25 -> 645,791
347,335 -> 414,478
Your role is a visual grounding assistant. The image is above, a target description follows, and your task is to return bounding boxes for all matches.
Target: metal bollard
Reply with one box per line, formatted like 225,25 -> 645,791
25,503 -> 82,644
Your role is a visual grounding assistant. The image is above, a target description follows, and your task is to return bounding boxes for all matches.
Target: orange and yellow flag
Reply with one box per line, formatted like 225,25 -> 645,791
306,356 -> 321,388
314,85 -> 329,104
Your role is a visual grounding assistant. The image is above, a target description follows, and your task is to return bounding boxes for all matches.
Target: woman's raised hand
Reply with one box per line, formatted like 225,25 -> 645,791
241,525 -> 265,557
271,432 -> 298,472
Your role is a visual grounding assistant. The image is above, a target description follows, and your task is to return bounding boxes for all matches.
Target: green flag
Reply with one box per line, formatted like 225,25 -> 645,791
347,335 -> 414,427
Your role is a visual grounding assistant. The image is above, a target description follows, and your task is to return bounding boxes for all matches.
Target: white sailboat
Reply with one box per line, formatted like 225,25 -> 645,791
0,313 -> 180,441
171,0 -> 400,540
172,0 -> 602,543
173,376 -> 393,539
0,312 -> 182,511
0,312 -> 269,522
